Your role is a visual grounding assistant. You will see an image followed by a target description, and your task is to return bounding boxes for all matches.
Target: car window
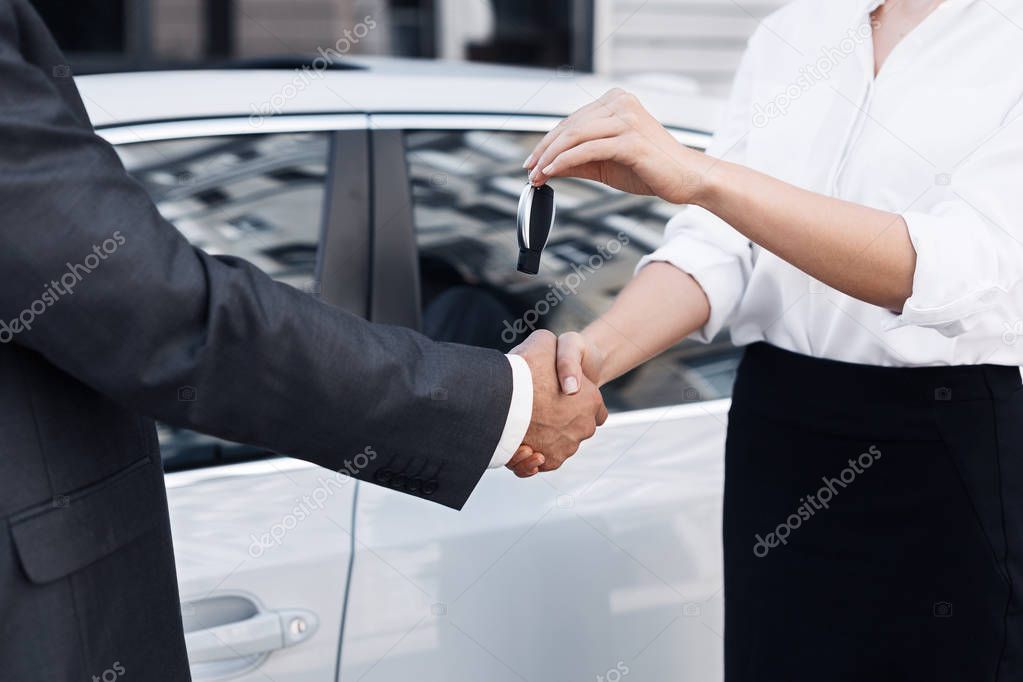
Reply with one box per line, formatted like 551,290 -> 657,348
405,128 -> 741,413
116,131 -> 330,469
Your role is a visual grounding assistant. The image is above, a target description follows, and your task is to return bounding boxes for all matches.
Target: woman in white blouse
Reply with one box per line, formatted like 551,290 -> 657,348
513,0 -> 1023,678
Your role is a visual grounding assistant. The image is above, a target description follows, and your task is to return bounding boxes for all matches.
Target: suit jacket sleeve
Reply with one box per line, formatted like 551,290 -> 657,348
0,0 -> 514,510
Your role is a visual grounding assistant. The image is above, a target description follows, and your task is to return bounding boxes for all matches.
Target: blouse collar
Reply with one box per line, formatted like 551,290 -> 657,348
860,0 -> 980,14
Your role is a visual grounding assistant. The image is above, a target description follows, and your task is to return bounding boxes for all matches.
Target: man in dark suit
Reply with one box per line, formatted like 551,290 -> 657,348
0,1 -> 607,679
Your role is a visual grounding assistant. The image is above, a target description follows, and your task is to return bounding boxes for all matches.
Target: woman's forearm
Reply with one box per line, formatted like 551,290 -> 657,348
582,262 -> 710,385
524,89 -> 919,313
695,158 -> 917,312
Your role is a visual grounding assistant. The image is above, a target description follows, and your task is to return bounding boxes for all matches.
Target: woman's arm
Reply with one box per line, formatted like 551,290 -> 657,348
697,161 -> 916,312
526,88 -> 917,313
506,262 -> 707,473
557,263 -> 709,392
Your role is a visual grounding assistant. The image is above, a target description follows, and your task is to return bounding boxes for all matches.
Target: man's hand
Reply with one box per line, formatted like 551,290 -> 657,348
508,330 -> 608,476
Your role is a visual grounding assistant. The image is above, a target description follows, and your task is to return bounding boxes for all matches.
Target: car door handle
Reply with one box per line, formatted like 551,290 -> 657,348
185,608 -> 318,663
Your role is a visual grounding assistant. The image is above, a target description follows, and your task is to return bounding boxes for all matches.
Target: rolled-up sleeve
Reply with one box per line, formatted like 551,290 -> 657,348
887,99 -> 1023,337
636,33 -> 758,343
637,207 -> 752,342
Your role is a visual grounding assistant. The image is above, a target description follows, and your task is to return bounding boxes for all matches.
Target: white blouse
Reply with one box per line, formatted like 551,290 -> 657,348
640,0 -> 1023,367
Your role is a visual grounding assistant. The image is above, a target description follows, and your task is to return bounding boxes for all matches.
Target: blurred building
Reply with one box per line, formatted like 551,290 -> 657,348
30,0 -> 782,93
593,0 -> 786,94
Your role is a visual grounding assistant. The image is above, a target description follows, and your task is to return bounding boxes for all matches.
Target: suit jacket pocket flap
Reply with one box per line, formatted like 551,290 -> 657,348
9,457 -> 164,584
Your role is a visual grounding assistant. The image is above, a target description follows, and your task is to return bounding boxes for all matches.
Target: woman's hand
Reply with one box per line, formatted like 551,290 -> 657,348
555,331 -> 606,396
524,88 -> 711,205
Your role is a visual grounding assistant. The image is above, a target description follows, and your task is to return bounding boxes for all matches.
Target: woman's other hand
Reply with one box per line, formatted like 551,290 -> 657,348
556,331 -> 605,396
523,88 -> 711,205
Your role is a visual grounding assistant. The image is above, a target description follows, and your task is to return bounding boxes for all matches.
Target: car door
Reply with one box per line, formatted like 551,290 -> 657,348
337,115 -> 738,681
103,115 -> 371,682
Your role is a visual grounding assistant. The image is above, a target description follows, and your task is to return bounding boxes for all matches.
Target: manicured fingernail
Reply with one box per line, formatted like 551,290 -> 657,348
523,155 -> 534,169
537,455 -> 546,465
542,164 -> 555,176
528,169 -> 537,183
563,376 -> 579,394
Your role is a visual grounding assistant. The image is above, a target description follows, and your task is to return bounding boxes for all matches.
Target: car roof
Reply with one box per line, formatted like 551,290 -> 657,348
75,56 -> 722,134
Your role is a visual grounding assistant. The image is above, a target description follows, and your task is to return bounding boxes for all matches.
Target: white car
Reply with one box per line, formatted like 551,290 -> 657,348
78,57 -> 735,682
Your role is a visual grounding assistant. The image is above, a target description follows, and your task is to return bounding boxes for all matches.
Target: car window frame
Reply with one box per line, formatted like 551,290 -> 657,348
98,114 -> 374,471
366,114 -> 719,397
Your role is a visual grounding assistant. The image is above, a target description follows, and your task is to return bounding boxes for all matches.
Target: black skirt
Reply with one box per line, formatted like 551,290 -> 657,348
724,343 -> 1023,682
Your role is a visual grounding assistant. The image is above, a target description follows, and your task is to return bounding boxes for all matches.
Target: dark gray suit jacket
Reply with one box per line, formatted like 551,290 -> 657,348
0,1 -> 514,679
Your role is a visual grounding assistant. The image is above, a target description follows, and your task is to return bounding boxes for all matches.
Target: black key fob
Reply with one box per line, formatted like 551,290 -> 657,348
516,183 -> 555,275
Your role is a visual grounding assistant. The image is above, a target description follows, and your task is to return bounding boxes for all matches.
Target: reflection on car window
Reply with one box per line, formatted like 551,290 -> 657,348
118,132 -> 330,469
406,129 -> 741,412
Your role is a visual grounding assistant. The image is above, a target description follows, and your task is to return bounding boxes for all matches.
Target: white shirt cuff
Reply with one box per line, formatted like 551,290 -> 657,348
488,354 -> 534,468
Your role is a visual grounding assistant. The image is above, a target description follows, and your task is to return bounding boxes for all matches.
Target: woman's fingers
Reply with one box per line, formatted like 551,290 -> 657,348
528,117 -> 625,186
556,331 -> 587,395
533,138 -> 623,186
523,92 -> 619,171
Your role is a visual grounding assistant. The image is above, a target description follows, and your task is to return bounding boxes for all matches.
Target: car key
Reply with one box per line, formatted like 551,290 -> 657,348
516,183 -> 555,275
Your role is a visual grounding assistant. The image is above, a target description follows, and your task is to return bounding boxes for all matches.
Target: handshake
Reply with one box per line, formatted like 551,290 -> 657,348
505,329 -> 608,478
